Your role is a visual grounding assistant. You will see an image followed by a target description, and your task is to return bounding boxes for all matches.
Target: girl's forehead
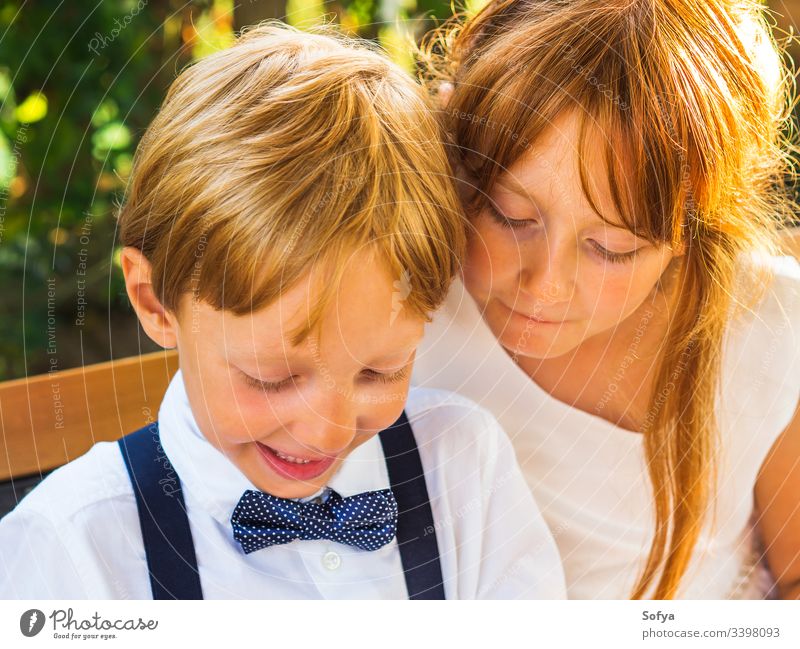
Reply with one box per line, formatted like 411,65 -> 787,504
496,117 -> 633,231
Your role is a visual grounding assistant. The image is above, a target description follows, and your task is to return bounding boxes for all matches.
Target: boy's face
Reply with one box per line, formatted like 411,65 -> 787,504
171,250 -> 425,499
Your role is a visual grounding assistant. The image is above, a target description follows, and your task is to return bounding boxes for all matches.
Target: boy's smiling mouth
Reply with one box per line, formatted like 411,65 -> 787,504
255,441 -> 337,481
272,450 -> 312,464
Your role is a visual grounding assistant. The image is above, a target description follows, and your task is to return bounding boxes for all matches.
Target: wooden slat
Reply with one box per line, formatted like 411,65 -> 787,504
0,350 -> 179,481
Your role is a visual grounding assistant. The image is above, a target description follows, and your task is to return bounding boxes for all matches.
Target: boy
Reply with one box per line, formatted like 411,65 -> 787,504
0,23 -> 566,599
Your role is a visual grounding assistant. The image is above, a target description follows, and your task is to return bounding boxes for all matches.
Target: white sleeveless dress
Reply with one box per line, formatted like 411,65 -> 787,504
412,254 -> 800,599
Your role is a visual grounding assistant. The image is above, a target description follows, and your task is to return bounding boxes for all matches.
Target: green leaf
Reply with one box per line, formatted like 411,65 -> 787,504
190,2 -> 236,60
15,90 -> 47,123
285,0 -> 328,28
378,24 -> 415,73
91,99 -> 119,128
113,152 -> 132,178
0,67 -> 13,105
0,130 -> 15,188
92,122 -> 131,153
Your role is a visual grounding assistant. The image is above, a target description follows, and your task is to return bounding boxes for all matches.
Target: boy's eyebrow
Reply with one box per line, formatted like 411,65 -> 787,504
226,341 -> 296,362
231,341 -> 419,366
368,347 -> 417,368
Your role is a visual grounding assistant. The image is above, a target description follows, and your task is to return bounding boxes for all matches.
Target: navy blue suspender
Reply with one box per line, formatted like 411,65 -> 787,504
118,421 -> 203,600
378,411 -> 446,600
118,410 -> 446,600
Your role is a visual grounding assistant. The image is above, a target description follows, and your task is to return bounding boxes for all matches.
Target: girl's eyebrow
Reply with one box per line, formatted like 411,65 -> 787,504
496,174 -> 644,235
495,175 -> 535,198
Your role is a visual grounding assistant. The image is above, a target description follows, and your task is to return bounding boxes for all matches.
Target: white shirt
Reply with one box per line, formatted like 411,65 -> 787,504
412,254 -> 800,599
0,370 -> 566,599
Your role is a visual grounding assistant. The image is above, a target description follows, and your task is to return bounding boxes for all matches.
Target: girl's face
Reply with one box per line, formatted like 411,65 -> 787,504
462,110 -> 680,361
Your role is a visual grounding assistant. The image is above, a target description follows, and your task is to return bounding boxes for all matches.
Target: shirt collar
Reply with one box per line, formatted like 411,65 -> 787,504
157,369 -> 390,528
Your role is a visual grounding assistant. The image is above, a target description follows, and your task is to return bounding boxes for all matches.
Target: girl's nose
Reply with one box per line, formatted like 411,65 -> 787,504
518,235 -> 577,307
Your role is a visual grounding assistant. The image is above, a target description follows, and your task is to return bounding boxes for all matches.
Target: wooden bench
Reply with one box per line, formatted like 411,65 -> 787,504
0,350 -> 179,515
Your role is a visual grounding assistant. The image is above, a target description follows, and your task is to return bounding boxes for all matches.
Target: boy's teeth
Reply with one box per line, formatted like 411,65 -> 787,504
275,450 -> 311,464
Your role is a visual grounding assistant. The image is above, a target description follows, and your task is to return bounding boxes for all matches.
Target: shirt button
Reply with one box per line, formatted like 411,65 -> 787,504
322,551 -> 341,571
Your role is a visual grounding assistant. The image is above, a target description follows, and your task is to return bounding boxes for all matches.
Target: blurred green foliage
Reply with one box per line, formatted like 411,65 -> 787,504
0,0 -> 460,379
1,0 -> 796,381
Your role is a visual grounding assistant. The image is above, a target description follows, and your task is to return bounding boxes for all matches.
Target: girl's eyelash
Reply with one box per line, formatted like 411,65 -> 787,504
589,240 -> 639,264
487,203 -> 639,264
486,204 -> 537,230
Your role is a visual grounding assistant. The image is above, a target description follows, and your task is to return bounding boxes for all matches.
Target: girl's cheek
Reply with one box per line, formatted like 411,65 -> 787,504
463,230 -> 491,291
465,221 -> 520,284
594,271 -> 656,323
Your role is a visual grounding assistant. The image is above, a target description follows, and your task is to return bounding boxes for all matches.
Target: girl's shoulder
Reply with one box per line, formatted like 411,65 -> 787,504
746,252 -> 799,314
719,253 -> 799,451
728,252 -> 800,359
0,440 -> 145,599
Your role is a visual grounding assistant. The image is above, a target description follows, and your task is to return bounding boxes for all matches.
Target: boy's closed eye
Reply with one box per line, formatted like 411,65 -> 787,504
239,364 -> 412,393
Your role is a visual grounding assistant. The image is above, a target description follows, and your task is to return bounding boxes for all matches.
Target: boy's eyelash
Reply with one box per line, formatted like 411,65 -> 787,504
243,366 -> 410,392
363,366 -> 410,384
244,373 -> 295,393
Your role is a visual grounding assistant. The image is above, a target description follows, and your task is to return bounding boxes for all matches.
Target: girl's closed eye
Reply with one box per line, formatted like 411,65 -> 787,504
486,198 -> 642,264
587,239 -> 641,264
485,202 -> 539,231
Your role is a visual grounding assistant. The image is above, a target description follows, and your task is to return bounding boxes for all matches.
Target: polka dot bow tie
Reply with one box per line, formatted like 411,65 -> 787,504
230,488 -> 399,554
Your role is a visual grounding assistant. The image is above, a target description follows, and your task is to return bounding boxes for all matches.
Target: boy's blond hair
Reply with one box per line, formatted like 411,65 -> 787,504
118,22 -> 465,342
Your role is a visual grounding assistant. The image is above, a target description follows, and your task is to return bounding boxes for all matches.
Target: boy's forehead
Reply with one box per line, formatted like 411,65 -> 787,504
214,260 -> 426,363
221,311 -> 423,365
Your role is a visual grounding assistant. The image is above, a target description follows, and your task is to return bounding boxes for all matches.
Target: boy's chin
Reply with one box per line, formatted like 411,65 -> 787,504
260,480 -> 330,501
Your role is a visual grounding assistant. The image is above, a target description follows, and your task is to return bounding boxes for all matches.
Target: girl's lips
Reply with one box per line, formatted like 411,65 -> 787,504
495,297 -> 560,325
255,441 -> 336,481
505,303 -> 566,325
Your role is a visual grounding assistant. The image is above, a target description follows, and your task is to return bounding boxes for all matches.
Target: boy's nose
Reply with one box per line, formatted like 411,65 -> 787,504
305,421 -> 357,458
301,391 -> 358,457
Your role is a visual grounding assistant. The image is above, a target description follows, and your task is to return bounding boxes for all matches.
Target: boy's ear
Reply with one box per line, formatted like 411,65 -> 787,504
120,247 -> 179,349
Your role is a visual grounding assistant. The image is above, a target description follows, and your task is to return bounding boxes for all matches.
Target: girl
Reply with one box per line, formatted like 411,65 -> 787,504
414,0 -> 800,599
